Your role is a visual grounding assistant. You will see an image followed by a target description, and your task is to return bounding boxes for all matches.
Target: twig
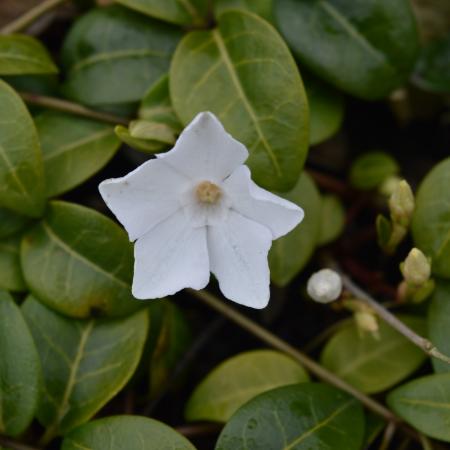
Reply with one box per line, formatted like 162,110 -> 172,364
340,272 -> 450,365
379,422 -> 396,450
419,433 -> 434,450
19,92 -> 129,126
188,289 -> 400,424
0,435 -> 40,450
176,422 -> 222,438
1,0 -> 67,34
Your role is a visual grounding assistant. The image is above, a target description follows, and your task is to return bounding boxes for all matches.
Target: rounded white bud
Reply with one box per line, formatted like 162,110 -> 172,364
307,269 -> 342,304
402,248 -> 431,286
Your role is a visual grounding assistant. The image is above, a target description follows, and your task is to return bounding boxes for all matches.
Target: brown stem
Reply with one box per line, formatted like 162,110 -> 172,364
379,422 -> 397,450
0,435 -> 40,450
176,423 -> 222,438
1,0 -> 67,34
19,92 -> 129,126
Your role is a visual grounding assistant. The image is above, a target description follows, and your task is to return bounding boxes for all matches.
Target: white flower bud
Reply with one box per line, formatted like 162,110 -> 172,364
307,269 -> 342,304
389,180 -> 414,224
402,248 -> 431,286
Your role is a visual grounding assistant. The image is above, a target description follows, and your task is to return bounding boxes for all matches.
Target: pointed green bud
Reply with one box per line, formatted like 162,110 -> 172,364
389,180 -> 414,225
401,248 -> 431,286
355,311 -> 379,335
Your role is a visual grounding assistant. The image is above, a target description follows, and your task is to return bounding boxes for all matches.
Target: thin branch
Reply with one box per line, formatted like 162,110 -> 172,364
340,272 -> 450,365
188,289 -> 400,424
419,433 -> 434,450
19,92 -> 130,126
379,422 -> 396,450
0,435 -> 40,450
1,0 -> 67,34
176,423 -> 222,438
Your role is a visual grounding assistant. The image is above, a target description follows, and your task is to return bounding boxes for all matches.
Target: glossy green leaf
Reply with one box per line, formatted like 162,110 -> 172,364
214,0 -> 273,22
414,32 -> 450,93
186,350 -> 309,423
412,157 -> 450,278
114,0 -> 209,26
170,10 -> 309,191
275,0 -> 419,99
388,372 -> 450,442
35,111 -> 121,197
0,291 -> 40,437
349,151 -> 399,190
428,279 -> 450,373
62,415 -> 196,450
304,74 -> 344,146
21,201 -> 141,318
269,173 -> 321,286
148,301 -> 191,398
318,194 -> 345,246
0,35 -> 58,75
0,207 -> 29,240
129,120 -> 176,144
61,5 -> 182,107
362,412 -> 385,449
0,79 -> 45,217
216,383 -> 364,450
22,297 -> 149,437
114,125 -> 166,153
321,316 -> 427,394
0,233 -> 26,292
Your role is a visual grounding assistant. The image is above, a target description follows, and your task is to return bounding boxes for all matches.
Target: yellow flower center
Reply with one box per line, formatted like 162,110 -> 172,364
196,181 -> 222,204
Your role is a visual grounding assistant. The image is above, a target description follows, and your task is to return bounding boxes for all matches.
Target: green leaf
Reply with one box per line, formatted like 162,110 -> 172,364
0,207 -> 29,240
428,279 -> 450,373
114,125 -> 166,153
170,10 -> 309,191
21,201 -> 141,318
186,350 -> 309,423
62,415 -> 196,450
114,0 -> 209,26
349,151 -> 399,190
412,157 -> 450,278
275,0 -> 419,99
0,34 -> 58,75
0,233 -> 26,292
214,0 -> 273,22
22,297 -> 149,437
321,316 -> 427,394
148,301 -> 191,398
0,291 -> 41,437
0,79 -> 46,217
376,214 -> 392,248
318,194 -> 345,246
269,173 -> 321,286
362,412 -> 385,449
414,32 -> 450,93
129,120 -> 176,144
304,74 -> 344,146
215,383 -> 364,450
61,5 -> 182,107
388,372 -> 450,442
35,111 -> 121,197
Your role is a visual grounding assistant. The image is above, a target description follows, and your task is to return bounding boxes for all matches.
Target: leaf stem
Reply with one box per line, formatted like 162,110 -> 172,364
379,422 -> 396,450
19,92 -> 129,126
1,0 -> 67,35
0,435 -> 40,450
188,288 -> 399,423
339,272 -> 450,365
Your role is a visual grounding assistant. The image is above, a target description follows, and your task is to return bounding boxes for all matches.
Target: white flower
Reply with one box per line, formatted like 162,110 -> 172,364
99,112 -> 304,309
307,269 -> 342,303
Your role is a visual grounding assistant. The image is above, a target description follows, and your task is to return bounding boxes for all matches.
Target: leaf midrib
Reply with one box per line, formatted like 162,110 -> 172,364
0,51 -> 54,69
0,143 -> 30,199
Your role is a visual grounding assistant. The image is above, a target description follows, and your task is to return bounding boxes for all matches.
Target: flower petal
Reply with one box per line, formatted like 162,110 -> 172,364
99,158 -> 190,241
158,112 -> 248,181
132,210 -> 210,299
224,166 -> 304,239
207,211 -> 272,308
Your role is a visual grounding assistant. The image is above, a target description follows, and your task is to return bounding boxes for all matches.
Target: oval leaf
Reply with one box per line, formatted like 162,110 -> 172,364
428,279 -> 450,373
62,416 -> 196,450
0,34 -> 58,75
186,349 -> 309,423
269,172 -> 321,286
215,383 -> 364,450
21,201 -> 141,318
321,316 -> 427,394
0,291 -> 41,437
388,372 -> 450,443
0,79 -> 45,217
412,157 -> 450,278
35,111 -> 121,197
0,233 -> 26,292
318,194 -> 345,246
214,0 -> 273,22
22,297 -> 149,437
0,207 -> 29,240
61,5 -> 182,107
114,125 -> 166,153
275,0 -> 419,99
115,0 -> 209,26
170,10 -> 309,191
